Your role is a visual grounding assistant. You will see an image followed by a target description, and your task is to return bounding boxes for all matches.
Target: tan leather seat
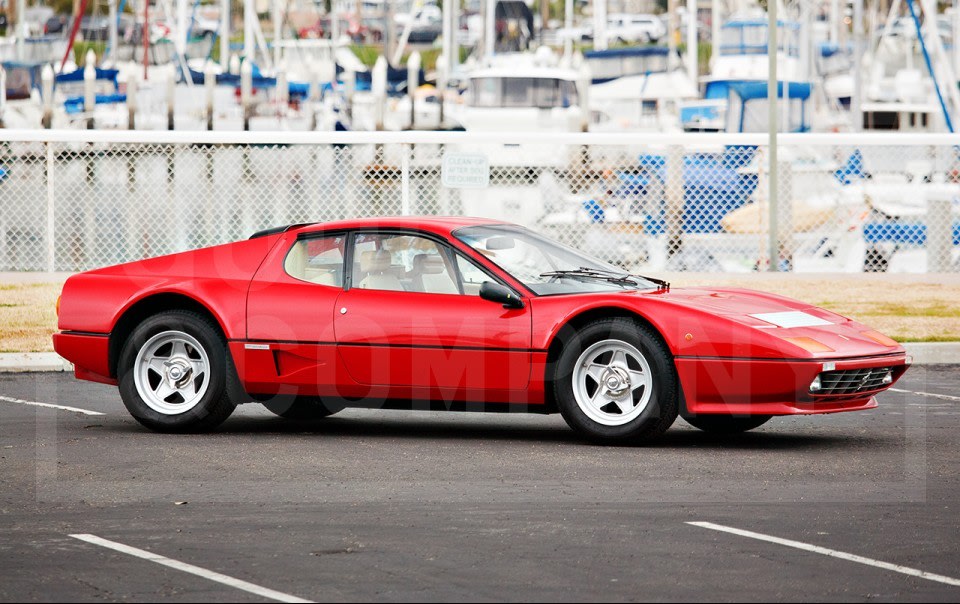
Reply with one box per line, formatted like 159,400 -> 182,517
410,254 -> 458,294
284,242 -> 308,279
285,242 -> 339,286
357,250 -> 403,291
304,269 -> 337,285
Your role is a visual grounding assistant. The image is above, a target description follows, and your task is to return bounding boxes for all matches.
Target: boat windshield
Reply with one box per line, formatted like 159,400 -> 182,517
454,225 -> 659,295
468,77 -> 579,109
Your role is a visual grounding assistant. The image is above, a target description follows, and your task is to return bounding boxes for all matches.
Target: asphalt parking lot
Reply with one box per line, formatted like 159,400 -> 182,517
1,366 -> 959,602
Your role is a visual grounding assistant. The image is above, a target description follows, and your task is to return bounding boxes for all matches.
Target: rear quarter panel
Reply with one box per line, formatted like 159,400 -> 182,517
57,236 -> 281,339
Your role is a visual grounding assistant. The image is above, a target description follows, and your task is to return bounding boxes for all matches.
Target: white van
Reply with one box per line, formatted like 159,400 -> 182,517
605,13 -> 666,45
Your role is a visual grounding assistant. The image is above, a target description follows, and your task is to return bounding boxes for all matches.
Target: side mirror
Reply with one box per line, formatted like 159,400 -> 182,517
479,282 -> 524,310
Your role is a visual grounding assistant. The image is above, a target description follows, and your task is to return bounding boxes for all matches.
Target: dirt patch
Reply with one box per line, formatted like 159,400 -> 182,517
0,282 -> 63,353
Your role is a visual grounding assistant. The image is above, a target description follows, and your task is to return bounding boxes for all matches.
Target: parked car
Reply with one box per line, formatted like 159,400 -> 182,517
44,14 -> 69,36
554,24 -> 593,44
54,218 -> 909,443
605,13 -> 666,45
394,3 -> 441,29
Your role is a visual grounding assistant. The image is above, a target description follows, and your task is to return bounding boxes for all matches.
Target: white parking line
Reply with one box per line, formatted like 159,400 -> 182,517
69,534 -> 314,603
0,395 -> 104,416
688,522 -> 960,588
889,388 -> 960,403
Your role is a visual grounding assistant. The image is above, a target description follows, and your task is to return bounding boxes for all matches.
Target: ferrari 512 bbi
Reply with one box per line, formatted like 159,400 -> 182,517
54,217 -> 909,444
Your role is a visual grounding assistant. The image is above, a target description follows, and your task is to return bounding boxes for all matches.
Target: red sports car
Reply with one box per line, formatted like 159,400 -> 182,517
53,217 -> 909,443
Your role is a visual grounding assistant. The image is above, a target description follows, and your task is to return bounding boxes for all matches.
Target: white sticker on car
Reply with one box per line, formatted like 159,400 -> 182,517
749,311 -> 833,328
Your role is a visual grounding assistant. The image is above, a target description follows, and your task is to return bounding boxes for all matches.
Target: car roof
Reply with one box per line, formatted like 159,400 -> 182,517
289,216 -> 508,238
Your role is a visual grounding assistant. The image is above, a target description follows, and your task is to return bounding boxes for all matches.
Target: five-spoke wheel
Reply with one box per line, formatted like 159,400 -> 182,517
119,311 -> 236,432
553,318 -> 679,444
134,331 -> 211,415
572,339 -> 653,427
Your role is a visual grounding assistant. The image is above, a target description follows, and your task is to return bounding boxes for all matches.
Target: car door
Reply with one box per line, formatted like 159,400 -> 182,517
243,232 -> 348,395
334,231 -> 532,397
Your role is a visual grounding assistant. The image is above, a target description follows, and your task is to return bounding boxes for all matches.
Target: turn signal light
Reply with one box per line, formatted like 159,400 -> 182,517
784,337 -> 835,354
55,295 -> 61,317
862,330 -> 898,347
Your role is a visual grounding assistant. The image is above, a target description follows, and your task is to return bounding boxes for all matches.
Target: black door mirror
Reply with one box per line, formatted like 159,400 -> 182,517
479,282 -> 524,309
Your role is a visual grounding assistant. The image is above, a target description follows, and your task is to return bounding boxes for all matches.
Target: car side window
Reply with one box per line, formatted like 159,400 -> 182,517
455,253 -> 497,296
352,233 -> 460,295
284,234 -> 345,286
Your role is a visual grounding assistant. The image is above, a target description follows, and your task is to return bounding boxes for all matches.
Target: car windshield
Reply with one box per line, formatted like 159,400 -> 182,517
454,225 -> 659,295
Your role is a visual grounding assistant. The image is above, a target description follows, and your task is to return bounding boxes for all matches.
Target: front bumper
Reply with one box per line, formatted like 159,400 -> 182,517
676,353 -> 909,416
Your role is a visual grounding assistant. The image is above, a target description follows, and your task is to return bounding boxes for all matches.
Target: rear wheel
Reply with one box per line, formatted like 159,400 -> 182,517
118,310 -> 236,432
683,415 -> 772,434
262,396 -> 342,420
553,318 -> 678,444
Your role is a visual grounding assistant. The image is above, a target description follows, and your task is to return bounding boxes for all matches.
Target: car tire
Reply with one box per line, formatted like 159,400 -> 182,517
118,310 -> 236,432
683,415 -> 772,434
262,396 -> 342,420
553,318 -> 678,444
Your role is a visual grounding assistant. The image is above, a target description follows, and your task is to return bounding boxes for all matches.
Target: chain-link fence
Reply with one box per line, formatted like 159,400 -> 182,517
1,130 -> 958,273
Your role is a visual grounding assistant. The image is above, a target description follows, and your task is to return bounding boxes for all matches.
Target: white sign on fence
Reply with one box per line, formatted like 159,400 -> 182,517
441,152 -> 489,189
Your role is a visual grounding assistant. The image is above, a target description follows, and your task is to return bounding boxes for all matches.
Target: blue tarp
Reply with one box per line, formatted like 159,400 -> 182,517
189,63 -> 423,98
680,104 -> 720,124
704,80 -> 811,102
864,223 -> 960,246
596,147 -> 759,234
55,67 -> 120,92
834,150 -> 869,185
818,41 -> 852,58
727,81 -> 812,101
583,47 -> 670,59
721,19 -> 801,30
64,93 -> 127,114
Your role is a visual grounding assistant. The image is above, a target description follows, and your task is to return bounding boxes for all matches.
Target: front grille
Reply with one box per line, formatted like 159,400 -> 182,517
816,367 -> 893,396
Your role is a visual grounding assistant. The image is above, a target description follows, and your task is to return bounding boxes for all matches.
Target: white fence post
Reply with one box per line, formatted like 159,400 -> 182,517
46,141 -> 56,273
666,145 -> 684,265
401,143 -> 412,216
929,185 -> 953,272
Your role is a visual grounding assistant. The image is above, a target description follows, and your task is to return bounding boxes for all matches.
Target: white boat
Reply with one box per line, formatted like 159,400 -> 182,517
680,11 -> 811,133
451,50 -> 586,137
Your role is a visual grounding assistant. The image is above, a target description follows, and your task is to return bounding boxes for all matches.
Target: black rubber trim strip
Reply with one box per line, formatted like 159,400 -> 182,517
59,330 -> 109,338
249,223 -> 311,239
674,352 -> 908,363
232,339 -> 546,354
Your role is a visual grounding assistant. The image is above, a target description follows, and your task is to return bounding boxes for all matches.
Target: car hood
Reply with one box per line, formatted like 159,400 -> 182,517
633,286 -> 904,359
659,286 -> 813,316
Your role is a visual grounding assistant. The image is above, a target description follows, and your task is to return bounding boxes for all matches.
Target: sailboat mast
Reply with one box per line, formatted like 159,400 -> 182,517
144,0 -> 151,80
221,0 -> 230,70
16,0 -> 26,60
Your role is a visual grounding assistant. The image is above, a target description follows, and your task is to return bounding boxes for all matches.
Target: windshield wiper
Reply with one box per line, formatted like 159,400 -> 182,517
583,267 -> 670,291
539,267 -> 670,291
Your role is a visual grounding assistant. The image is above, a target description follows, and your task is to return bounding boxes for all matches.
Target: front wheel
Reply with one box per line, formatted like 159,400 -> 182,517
683,415 -> 772,434
118,310 -> 236,432
553,318 -> 678,444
